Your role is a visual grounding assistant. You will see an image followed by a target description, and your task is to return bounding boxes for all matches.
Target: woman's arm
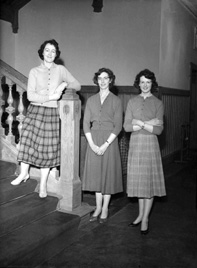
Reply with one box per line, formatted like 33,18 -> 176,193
85,132 -> 100,154
67,79 -> 81,91
83,99 -> 99,154
144,118 -> 163,126
97,98 -> 123,155
124,101 -> 142,132
61,66 -> 81,91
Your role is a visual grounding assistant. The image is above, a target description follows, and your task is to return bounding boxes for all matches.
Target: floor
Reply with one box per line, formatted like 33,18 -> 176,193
40,162 -> 197,268
0,160 -> 196,268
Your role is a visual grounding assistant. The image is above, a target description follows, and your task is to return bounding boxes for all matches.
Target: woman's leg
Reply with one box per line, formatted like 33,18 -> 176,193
39,167 -> 50,198
11,162 -> 30,185
92,192 -> 103,216
141,197 -> 154,231
100,194 -> 111,219
133,198 -> 144,224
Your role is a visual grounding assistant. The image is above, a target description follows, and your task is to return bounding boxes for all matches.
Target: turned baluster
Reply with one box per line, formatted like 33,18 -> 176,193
16,85 -> 25,139
5,78 -> 15,144
0,74 -> 5,136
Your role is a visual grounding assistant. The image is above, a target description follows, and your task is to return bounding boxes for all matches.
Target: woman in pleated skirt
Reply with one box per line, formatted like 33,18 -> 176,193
124,69 -> 166,234
11,39 -> 81,198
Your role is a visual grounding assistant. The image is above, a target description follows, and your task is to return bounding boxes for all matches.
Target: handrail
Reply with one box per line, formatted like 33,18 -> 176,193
0,59 -> 27,89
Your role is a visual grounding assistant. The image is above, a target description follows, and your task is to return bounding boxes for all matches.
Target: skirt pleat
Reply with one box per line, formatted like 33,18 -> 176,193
127,133 -> 166,198
17,104 -> 60,168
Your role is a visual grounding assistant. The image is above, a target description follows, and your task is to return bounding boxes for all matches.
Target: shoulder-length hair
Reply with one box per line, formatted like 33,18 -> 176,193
38,39 -> 61,61
134,69 -> 158,93
93,67 -> 116,88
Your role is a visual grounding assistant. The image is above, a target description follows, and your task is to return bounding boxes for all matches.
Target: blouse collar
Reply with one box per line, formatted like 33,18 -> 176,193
41,62 -> 56,69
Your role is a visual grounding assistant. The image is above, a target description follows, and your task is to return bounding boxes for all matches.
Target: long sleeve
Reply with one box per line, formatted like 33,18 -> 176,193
152,101 -> 164,135
123,99 -> 134,132
112,97 -> 123,136
60,66 -> 81,91
83,99 -> 92,134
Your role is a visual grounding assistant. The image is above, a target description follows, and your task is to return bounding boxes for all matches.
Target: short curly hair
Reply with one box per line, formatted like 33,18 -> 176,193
38,39 -> 61,60
93,67 -> 116,88
134,69 -> 158,93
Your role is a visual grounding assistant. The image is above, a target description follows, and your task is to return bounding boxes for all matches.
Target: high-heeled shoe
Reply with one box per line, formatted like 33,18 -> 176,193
141,221 -> 149,235
11,174 -> 30,186
141,228 -> 149,235
89,214 -> 99,222
39,191 -> 47,198
128,221 -> 141,227
99,216 -> 108,224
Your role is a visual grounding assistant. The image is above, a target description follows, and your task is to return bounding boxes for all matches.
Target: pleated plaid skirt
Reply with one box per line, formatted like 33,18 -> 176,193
127,133 -> 166,198
17,104 -> 60,168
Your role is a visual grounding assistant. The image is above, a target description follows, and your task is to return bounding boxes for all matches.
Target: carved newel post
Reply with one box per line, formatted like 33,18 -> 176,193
58,88 -> 81,211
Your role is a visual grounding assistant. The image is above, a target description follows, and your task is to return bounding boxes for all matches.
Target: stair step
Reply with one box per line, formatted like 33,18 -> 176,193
0,193 -> 59,236
0,211 -> 80,267
0,176 -> 37,204
0,160 -> 16,179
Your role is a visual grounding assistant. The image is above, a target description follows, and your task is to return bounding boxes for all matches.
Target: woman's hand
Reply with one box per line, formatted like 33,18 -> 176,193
49,82 -> 68,101
55,82 -> 68,94
49,92 -> 63,101
97,142 -> 109,156
132,119 -> 144,128
89,143 -> 100,154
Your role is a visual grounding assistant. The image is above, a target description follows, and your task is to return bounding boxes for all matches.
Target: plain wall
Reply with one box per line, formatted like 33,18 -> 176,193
0,0 -> 197,89
0,0 -> 161,86
159,0 -> 197,89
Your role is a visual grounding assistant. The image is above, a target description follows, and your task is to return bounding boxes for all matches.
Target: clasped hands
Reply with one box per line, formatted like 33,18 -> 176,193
90,142 -> 109,156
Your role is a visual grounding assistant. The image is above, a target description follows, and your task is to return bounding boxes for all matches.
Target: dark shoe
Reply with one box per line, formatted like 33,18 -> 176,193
89,214 -> 99,222
128,221 -> 141,227
99,217 -> 108,224
141,228 -> 149,235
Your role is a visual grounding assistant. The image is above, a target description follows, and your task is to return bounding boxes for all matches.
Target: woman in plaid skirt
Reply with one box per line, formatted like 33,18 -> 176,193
11,39 -> 81,198
124,69 -> 166,234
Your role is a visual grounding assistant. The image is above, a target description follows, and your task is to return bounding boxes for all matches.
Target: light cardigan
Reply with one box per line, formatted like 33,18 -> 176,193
27,62 -> 76,108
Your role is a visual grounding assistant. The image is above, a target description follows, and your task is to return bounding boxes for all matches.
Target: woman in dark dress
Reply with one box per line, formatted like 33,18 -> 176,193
82,68 -> 123,223
124,69 -> 166,234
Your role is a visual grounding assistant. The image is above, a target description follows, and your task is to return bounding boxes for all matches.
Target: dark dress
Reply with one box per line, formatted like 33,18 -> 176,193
124,95 -> 166,198
82,92 -> 123,195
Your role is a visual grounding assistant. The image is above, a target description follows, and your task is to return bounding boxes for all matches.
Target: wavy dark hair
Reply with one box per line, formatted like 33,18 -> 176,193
134,69 -> 158,93
93,67 -> 116,88
38,39 -> 61,60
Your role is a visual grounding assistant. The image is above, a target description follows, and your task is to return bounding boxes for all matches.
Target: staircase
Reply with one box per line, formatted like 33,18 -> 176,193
0,160 -> 81,267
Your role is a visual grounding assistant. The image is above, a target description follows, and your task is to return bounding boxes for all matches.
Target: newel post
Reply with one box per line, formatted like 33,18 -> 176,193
58,88 -> 82,211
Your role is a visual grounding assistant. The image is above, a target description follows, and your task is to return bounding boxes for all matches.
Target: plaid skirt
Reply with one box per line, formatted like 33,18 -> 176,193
17,104 -> 60,168
127,133 -> 166,198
